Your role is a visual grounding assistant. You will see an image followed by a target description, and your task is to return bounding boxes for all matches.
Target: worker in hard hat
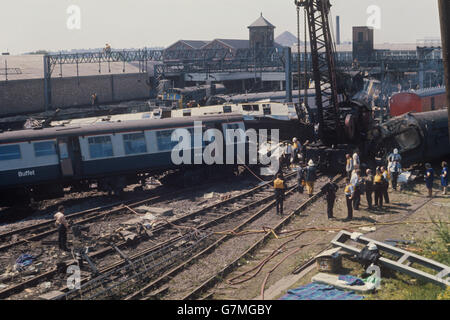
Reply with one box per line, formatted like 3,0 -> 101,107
304,160 -> 317,197
273,173 -> 285,216
388,149 -> 402,191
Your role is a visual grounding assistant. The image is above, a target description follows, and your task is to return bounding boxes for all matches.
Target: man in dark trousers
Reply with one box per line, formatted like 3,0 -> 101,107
352,169 -> 363,210
344,178 -> 354,221
389,160 -> 402,191
305,160 -> 317,198
322,180 -> 338,220
274,174 -> 285,216
365,169 -> 374,210
54,205 -> 70,252
381,166 -> 390,204
296,165 -> 304,194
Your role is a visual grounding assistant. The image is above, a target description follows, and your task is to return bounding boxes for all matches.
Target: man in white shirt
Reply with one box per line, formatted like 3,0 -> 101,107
54,206 -> 70,252
353,152 -> 360,168
284,143 -> 293,168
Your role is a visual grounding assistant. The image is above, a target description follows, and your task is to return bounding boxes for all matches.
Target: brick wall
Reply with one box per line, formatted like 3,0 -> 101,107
0,78 -> 45,116
0,73 -> 150,116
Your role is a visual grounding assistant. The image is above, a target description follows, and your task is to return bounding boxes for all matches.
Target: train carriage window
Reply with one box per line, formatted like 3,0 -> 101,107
88,136 -> 114,159
34,141 -> 56,157
223,105 -> 232,113
243,105 -> 252,111
156,130 -> 179,151
123,133 -> 147,155
252,105 -> 260,111
0,144 -> 21,161
263,104 -> 272,115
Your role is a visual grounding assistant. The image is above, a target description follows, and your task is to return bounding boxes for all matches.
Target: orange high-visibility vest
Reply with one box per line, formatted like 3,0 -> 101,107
374,174 -> 383,183
274,178 -> 285,190
344,184 -> 354,196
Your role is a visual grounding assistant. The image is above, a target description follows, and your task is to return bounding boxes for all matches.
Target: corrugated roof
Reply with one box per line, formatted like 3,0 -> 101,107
214,39 -> 250,50
414,86 -> 446,97
181,40 -> 209,49
248,14 -> 275,28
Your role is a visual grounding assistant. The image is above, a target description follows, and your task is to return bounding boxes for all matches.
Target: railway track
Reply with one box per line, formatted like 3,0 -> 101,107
0,174 -> 248,252
56,173 -> 329,300
178,175 -> 342,301
0,171 -> 300,299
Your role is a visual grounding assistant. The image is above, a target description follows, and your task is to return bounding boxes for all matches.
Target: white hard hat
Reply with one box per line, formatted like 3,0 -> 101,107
293,137 -> 298,142
368,242 -> 378,251
308,160 -> 315,166
393,148 -> 399,154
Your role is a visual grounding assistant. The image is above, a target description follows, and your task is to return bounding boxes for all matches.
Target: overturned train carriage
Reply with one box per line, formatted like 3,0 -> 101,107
368,109 -> 450,167
0,115 -> 250,205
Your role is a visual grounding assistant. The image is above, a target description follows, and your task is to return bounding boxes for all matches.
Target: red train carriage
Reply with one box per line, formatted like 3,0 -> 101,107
389,87 -> 447,117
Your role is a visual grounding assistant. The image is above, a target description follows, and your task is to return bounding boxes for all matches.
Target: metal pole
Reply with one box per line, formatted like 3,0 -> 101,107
438,0 -> 450,140
285,47 -> 293,102
304,7 -> 309,109
43,55 -> 52,111
297,6 -> 302,105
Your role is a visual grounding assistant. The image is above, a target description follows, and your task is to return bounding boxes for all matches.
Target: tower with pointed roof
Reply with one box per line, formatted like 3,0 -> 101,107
248,13 -> 276,49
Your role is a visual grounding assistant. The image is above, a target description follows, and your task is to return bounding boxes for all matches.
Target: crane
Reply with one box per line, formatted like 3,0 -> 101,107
295,0 -> 373,169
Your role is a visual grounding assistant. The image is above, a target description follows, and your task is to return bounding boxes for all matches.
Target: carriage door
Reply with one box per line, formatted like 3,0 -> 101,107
58,138 -> 74,177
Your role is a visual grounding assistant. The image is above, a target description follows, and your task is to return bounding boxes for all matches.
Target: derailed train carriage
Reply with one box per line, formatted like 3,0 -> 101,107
0,115 -> 252,206
368,109 -> 450,167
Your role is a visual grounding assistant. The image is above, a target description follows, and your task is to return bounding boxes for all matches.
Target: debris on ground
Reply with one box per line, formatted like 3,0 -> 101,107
315,248 -> 342,273
359,226 -> 377,232
38,290 -> 64,300
15,254 -> 35,271
204,192 -> 215,199
135,206 -> 174,217
38,281 -> 52,292
332,230 -> 450,288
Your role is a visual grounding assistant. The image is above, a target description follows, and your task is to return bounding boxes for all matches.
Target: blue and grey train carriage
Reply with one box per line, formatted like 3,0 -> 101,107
0,115 -> 248,205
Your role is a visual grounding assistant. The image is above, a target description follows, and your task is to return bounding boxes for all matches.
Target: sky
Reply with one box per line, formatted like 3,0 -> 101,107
0,0 -> 442,54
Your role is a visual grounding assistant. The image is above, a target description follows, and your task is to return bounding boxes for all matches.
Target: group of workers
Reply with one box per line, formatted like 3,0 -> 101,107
425,161 -> 448,197
274,137 -> 317,216
273,158 -> 318,216
280,138 -> 303,169
274,142 -> 449,223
